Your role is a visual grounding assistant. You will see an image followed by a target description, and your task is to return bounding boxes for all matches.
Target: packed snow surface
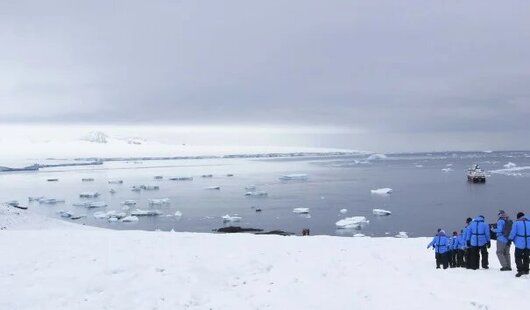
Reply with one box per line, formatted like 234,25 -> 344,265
0,205 -> 528,309
370,188 -> 393,195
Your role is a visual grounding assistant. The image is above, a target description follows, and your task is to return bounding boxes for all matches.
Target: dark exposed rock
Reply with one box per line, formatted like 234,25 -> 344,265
215,226 -> 263,233
255,230 -> 294,236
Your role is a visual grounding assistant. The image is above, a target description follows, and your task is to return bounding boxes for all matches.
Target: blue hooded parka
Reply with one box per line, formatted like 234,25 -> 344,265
466,216 -> 490,247
428,231 -> 449,254
508,217 -> 530,249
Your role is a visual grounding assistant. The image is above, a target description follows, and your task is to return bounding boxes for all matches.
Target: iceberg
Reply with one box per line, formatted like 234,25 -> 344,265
245,191 -> 268,197
79,192 -> 100,198
148,198 -> 170,206
504,162 -> 517,169
222,214 -> 242,222
292,208 -> 310,214
131,209 -> 162,216
205,186 -> 221,190
279,174 -> 308,181
372,209 -> 392,216
336,216 -> 369,229
367,153 -> 387,161
169,177 -> 193,181
395,231 -> 409,238
370,188 -> 392,195
120,215 -> 139,222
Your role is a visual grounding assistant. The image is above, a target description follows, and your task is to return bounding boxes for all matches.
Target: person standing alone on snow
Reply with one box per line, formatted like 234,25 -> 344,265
508,212 -> 530,277
495,210 -> 513,271
466,215 -> 491,270
427,229 -> 449,269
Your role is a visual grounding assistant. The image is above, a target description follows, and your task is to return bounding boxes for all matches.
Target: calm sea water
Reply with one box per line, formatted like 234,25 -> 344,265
1,151 -> 530,237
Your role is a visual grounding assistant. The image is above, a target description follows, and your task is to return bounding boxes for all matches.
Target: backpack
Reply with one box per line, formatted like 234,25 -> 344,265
502,219 -> 513,237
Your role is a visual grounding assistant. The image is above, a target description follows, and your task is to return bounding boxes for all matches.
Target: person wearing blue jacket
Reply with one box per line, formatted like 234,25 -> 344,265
427,229 -> 449,269
456,229 -> 466,267
466,215 -> 491,270
495,210 -> 512,271
449,231 -> 459,268
508,212 -> 530,277
463,217 -> 473,269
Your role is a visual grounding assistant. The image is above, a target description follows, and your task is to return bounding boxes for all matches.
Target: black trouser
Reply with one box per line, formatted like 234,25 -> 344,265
465,248 -> 471,269
435,252 -> 449,269
514,248 -> 530,273
449,250 -> 457,267
456,249 -> 465,267
468,246 -> 489,270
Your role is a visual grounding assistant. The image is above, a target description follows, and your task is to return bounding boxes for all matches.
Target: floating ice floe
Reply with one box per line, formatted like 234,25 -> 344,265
38,198 -> 65,204
121,200 -> 137,206
108,180 -> 123,184
279,174 -> 308,181
201,174 -> 213,178
120,215 -> 139,222
504,162 -> 517,169
94,210 -> 127,220
370,188 -> 393,195
441,167 -> 453,173
340,209 -> 348,214
205,186 -> 221,190
244,185 -> 256,191
445,163 -> 453,167
131,209 -> 162,216
58,211 -> 73,218
336,216 -> 369,229
140,185 -> 159,191
245,191 -> 268,197
28,196 -> 44,202
79,192 -> 100,198
174,211 -> 183,217
86,201 -> 107,208
169,176 -> 193,181
395,231 -> 409,238
148,198 -> 170,206
293,208 -> 310,214
222,214 -> 242,222
372,209 -> 392,216
367,153 -> 387,161
353,233 -> 366,237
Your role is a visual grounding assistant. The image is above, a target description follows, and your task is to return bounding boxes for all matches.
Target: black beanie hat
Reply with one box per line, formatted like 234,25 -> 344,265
466,217 -> 472,224
517,212 -> 525,219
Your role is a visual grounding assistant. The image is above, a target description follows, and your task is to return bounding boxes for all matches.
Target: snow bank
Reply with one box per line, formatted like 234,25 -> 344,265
370,188 -> 392,195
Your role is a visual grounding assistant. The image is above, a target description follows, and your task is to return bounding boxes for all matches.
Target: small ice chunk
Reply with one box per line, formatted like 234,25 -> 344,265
131,186 -> 142,192
205,186 -> 221,190
446,163 -> 453,167
201,174 -> 213,178
174,211 -> 183,217
372,209 -> 392,216
395,231 -> 409,238
28,196 -> 44,202
353,233 -> 366,237
370,188 -> 393,195
154,176 -> 163,180
121,200 -> 137,206
108,217 -> 119,222
245,185 -> 256,191
279,174 -> 308,181
38,198 -> 65,204
87,201 -> 107,208
148,198 -> 170,206
59,210 -> 72,218
415,164 -> 424,168
293,208 -> 310,214
504,162 -> 517,169
109,188 -> 116,194
441,167 -> 453,173
340,209 -> 348,214
121,215 -> 139,222
93,211 -> 108,219
140,185 -> 159,190
82,178 -> 94,182
169,176 -> 193,181
108,180 -> 123,184
245,191 -> 268,197
131,209 -> 162,216
222,214 -> 242,222
72,202 -> 91,207
367,153 -> 387,160
336,216 -> 369,229
79,192 -> 100,198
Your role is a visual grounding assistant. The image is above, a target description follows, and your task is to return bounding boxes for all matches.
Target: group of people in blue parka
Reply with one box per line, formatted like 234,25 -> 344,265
427,210 -> 530,277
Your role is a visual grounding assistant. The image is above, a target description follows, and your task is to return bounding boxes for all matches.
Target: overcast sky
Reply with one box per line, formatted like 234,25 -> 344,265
1,0 -> 530,151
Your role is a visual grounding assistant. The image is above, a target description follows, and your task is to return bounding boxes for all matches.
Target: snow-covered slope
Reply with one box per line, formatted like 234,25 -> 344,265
0,206 -> 527,309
